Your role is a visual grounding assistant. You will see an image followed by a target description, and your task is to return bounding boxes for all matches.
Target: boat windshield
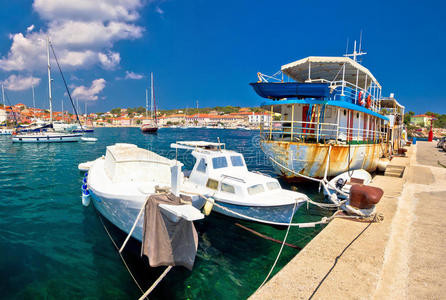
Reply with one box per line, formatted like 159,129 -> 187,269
247,184 -> 265,195
212,156 -> 228,169
230,155 -> 244,167
266,182 -> 280,190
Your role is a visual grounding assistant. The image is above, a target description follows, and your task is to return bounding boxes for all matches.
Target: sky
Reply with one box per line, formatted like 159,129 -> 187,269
0,0 -> 444,114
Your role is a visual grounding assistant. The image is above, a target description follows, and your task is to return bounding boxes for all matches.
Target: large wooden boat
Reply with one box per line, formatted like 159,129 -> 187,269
250,44 -> 405,180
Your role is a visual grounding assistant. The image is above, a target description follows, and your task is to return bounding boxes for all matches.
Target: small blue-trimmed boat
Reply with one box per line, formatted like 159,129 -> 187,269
172,141 -> 308,225
250,43 -> 406,180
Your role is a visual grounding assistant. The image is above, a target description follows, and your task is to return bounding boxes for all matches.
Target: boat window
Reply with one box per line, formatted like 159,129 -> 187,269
230,156 -> 244,167
247,184 -> 265,195
266,182 -> 280,190
221,182 -> 235,194
206,179 -> 219,190
212,156 -> 228,169
196,158 -> 207,173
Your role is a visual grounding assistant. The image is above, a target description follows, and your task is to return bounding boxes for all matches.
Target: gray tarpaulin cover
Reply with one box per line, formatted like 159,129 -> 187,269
141,193 -> 198,270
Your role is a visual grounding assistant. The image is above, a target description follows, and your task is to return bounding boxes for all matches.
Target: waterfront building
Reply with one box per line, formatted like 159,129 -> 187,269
410,114 -> 432,127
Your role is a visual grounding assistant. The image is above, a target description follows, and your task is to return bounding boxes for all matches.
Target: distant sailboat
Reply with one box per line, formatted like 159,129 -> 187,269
12,37 -> 82,143
141,72 -> 158,133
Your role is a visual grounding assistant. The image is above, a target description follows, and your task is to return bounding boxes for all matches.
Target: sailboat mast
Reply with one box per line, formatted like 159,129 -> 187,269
1,84 -> 5,107
145,88 -> 148,119
46,36 -> 53,123
61,100 -> 64,121
32,84 -> 35,108
150,72 -> 154,120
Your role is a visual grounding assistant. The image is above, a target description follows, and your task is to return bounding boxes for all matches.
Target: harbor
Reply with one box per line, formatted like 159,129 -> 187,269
1,1 -> 446,299
0,128 -> 327,299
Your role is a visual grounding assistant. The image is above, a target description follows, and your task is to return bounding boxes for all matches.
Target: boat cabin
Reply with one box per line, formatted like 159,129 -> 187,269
171,142 -> 283,199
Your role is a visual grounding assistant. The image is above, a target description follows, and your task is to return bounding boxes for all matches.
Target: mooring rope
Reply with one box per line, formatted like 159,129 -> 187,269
256,199 -> 297,292
138,266 -> 172,300
97,213 -> 146,296
182,191 -> 333,227
119,198 -> 149,253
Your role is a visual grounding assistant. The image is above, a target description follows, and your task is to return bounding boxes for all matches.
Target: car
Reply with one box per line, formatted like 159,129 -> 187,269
443,141 -> 446,152
437,137 -> 446,148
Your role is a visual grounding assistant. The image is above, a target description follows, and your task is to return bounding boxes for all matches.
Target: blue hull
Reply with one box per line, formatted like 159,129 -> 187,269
213,200 -> 301,225
250,82 -> 329,99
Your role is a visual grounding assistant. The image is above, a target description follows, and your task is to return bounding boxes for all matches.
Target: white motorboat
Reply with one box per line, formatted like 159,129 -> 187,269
86,143 -> 203,241
324,169 -> 372,199
172,141 -> 309,224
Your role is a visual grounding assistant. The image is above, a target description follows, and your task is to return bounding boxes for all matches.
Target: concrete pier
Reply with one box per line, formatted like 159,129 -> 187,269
250,141 -> 446,299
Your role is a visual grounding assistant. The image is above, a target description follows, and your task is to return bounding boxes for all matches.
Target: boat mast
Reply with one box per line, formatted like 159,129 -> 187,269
145,88 -> 148,119
46,36 -> 53,124
32,84 -> 35,108
1,84 -> 5,107
61,100 -> 64,122
150,72 -> 155,123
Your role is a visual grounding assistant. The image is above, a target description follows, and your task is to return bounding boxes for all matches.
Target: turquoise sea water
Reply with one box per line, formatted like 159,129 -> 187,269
0,128 -> 328,299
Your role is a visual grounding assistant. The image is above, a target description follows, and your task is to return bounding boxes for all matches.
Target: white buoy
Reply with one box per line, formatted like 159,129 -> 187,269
82,190 -> 91,207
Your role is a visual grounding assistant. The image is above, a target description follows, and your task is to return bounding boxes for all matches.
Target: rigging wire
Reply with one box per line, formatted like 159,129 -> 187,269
48,40 -> 84,131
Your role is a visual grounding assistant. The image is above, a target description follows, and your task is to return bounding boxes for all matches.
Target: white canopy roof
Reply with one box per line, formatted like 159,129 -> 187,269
281,56 -> 381,89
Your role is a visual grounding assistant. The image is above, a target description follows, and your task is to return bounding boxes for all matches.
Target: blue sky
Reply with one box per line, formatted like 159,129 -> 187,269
0,0 -> 444,114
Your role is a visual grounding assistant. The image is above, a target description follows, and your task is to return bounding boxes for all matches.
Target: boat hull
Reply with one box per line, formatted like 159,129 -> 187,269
141,126 -> 158,133
212,200 -> 301,224
12,133 -> 82,143
261,140 -> 384,179
90,189 -> 145,241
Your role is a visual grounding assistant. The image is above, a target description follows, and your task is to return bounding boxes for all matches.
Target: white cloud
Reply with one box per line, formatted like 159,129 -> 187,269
125,70 -> 144,80
33,0 -> 143,22
156,7 -> 164,15
72,78 -> 106,101
98,51 -> 121,70
0,0 -> 145,73
26,24 -> 35,32
2,74 -> 41,91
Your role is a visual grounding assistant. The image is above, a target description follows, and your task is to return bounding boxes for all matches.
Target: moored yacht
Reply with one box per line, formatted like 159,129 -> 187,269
12,37 -> 82,143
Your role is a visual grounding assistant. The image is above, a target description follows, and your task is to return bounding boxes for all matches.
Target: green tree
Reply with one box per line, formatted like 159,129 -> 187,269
110,108 -> 121,115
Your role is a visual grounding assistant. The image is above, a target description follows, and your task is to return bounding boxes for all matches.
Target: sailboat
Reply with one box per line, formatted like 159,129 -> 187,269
141,72 -> 159,133
12,37 -> 82,143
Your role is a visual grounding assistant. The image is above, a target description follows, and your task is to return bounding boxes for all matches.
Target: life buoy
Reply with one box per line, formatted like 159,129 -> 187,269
357,92 -> 364,106
366,95 -> 372,108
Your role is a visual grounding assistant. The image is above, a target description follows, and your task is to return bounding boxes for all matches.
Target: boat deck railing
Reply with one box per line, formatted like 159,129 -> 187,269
260,120 -> 386,144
